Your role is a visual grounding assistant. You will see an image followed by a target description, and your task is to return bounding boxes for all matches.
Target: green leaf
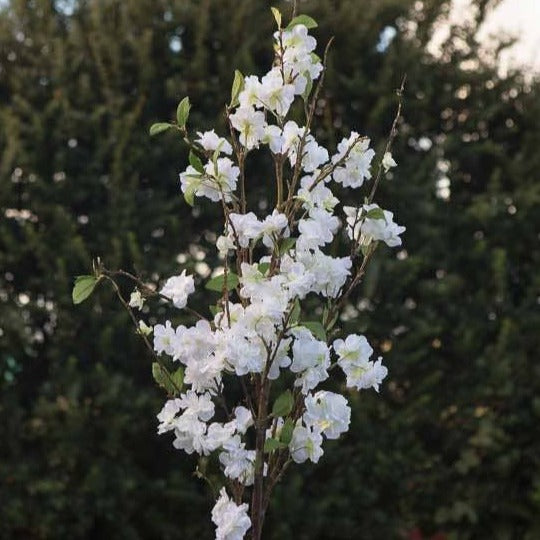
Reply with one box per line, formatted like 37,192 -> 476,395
183,184 -> 197,207
279,237 -> 296,255
365,207 -> 386,220
272,390 -> 294,417
205,272 -> 239,292
176,97 -> 191,127
280,418 -> 295,445
209,305 -> 220,316
149,122 -> 173,136
189,150 -> 204,174
270,7 -> 281,28
258,262 -> 270,275
302,321 -> 327,341
72,275 -> 99,304
152,362 -> 179,395
230,70 -> 244,108
286,14 -> 318,30
290,299 -> 301,325
212,148 -> 220,170
171,366 -> 184,392
264,437 -> 286,453
302,72 -> 313,101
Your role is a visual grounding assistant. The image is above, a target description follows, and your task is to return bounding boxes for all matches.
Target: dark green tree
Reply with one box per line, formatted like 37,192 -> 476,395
1,0 -> 539,538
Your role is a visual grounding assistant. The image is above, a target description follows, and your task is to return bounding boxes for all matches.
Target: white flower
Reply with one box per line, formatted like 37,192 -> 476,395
203,157 -> 240,201
281,257 -> 315,300
153,320 -> 176,356
360,204 -> 405,247
290,328 -> 330,393
281,120 -> 305,156
217,234 -> 236,256
263,124 -> 284,154
341,356 -> 388,392
172,416 -> 207,455
178,390 -> 215,422
258,68 -> 296,117
219,435 -> 256,486
238,75 -> 262,109
297,208 -> 339,251
157,399 -> 182,434
228,212 -> 262,248
211,488 -> 251,540
260,210 -> 288,247
296,249 -> 351,298
179,165 -> 203,200
138,320 -> 153,336
196,130 -> 233,155
204,422 -> 237,453
332,134 -> 375,189
129,289 -> 145,310
333,334 -> 373,365
276,25 -> 322,94
267,337 -> 292,380
184,352 -> 224,394
303,391 -> 351,440
297,173 -> 339,213
289,424 -> 323,464
229,107 -> 266,150
382,151 -> 397,172
233,406 -> 253,434
301,137 -> 329,172
160,270 -> 195,309
220,325 -> 266,376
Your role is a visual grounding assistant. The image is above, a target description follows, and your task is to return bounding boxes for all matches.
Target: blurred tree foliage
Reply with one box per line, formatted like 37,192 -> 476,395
1,0 -> 539,538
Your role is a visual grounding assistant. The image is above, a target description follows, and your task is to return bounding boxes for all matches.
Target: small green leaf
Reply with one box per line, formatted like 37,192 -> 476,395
209,305 -> 220,316
212,148 -> 220,170
290,299 -> 301,325
286,14 -> 318,30
152,362 -> 179,395
272,390 -> 294,417
279,237 -> 296,255
302,72 -> 313,101
230,70 -> 245,108
365,207 -> 386,220
302,321 -> 326,341
72,275 -> 99,304
176,97 -> 191,127
270,6 -> 281,28
189,150 -> 205,174
183,184 -> 197,207
258,262 -> 270,275
205,272 -> 240,292
149,122 -> 173,136
280,418 -> 295,445
171,366 -> 184,391
264,437 -> 286,453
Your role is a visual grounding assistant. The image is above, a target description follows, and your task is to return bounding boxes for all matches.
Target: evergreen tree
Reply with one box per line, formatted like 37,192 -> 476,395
1,0 -> 539,538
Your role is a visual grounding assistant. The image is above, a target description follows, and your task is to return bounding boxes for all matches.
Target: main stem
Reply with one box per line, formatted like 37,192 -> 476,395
251,377 -> 270,540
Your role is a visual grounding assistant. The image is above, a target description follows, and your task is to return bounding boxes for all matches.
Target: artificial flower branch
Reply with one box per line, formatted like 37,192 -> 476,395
73,8 -> 407,540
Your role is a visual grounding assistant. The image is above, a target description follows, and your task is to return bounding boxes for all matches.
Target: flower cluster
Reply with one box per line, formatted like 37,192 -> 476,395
141,11 -> 405,540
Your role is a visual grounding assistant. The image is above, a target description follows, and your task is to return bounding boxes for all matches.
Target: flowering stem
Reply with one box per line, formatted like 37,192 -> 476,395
368,74 -> 406,204
102,275 -> 182,395
251,376 -> 270,540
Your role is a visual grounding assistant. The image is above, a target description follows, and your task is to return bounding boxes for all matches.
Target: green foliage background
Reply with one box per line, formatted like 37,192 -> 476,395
1,0 -> 539,538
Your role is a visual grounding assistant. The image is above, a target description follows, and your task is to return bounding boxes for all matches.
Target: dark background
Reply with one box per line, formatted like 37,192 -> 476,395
1,0 -> 539,538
